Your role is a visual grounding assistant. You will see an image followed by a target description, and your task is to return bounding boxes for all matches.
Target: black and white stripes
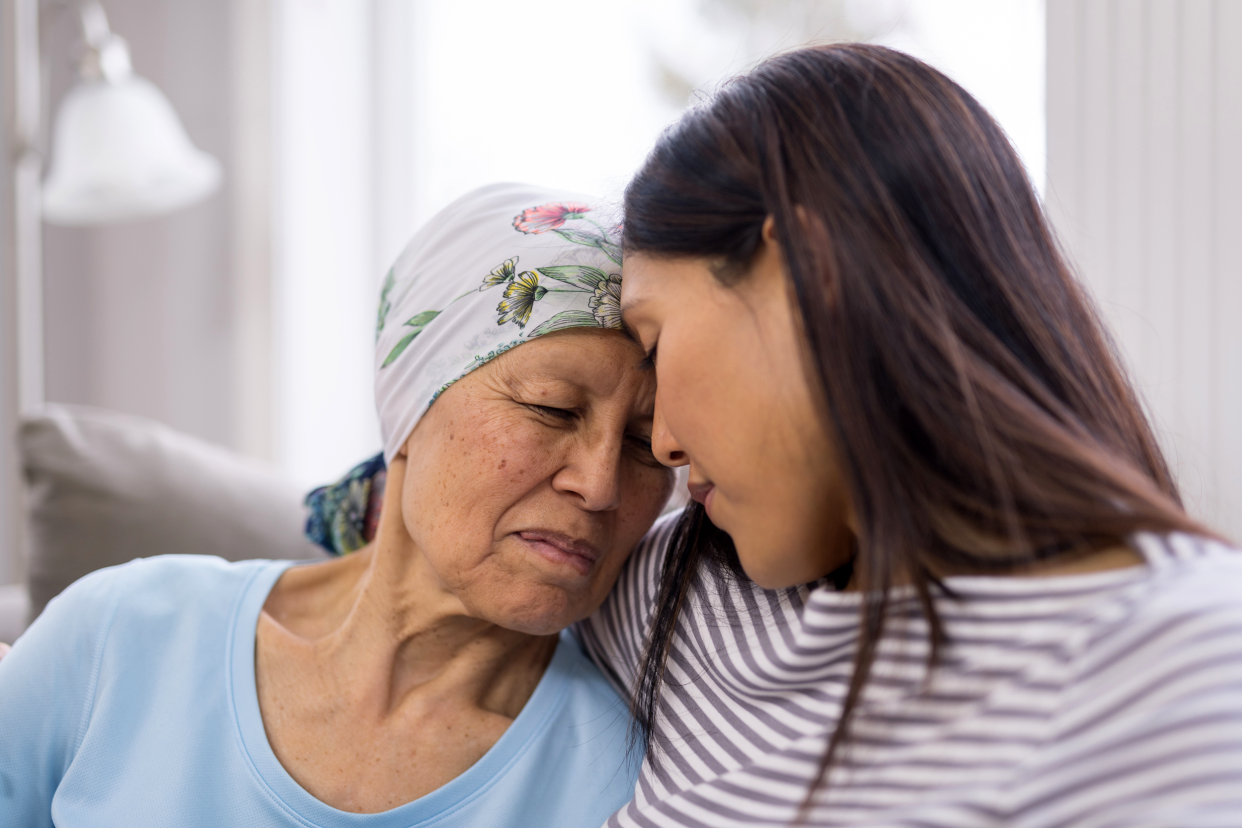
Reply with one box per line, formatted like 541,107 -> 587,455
580,515 -> 1242,827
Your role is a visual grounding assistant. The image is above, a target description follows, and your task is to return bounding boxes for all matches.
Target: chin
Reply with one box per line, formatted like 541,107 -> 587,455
734,538 -> 816,591
496,612 -> 576,637
476,587 -> 584,636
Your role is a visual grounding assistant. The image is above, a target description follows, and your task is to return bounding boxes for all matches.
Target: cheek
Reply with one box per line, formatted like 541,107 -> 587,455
598,463 -> 673,562
659,309 -> 768,458
403,411 -> 558,560
658,325 -> 724,440
619,464 -> 675,536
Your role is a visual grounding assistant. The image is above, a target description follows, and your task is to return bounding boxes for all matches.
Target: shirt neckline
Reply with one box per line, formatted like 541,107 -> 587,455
226,560 -> 576,828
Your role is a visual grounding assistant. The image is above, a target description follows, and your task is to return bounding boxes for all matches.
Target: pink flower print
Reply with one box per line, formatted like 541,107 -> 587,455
512,202 -> 592,234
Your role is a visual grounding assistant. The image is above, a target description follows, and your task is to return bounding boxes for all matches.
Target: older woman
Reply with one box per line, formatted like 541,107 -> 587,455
0,184 -> 672,827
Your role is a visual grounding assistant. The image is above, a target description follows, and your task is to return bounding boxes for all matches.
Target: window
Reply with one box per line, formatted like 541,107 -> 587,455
270,0 -> 1045,487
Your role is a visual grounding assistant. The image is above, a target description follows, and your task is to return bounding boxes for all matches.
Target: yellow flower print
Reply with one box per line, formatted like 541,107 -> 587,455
479,256 -> 518,291
497,270 -> 549,328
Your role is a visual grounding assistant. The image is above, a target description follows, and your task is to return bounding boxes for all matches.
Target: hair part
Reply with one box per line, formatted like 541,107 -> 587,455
622,42 -> 1207,809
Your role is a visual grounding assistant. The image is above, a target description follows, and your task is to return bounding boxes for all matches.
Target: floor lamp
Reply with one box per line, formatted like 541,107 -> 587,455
2,0 -> 220,586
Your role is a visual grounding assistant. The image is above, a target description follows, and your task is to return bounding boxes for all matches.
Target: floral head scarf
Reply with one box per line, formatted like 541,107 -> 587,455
305,183 -> 623,555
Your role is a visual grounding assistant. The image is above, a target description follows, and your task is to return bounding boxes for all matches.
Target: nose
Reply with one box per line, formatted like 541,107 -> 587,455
651,395 -> 688,468
553,431 -> 624,512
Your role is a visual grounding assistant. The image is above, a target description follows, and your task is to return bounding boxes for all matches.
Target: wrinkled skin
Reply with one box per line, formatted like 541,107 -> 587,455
255,327 -> 673,813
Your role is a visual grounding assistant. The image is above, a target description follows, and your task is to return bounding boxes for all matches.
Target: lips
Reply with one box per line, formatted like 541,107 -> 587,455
687,481 -> 715,516
517,530 -> 601,576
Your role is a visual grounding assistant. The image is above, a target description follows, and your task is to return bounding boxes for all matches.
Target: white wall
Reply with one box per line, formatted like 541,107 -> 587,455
23,0 -> 1230,583
39,1 -> 237,447
0,1 -> 20,585
268,0 -> 385,490
11,0 -> 393,519
1046,0 -> 1242,538
257,0 -> 1051,491
0,1 -> 281,585
877,0 -> 1046,191
397,0 -> 1045,225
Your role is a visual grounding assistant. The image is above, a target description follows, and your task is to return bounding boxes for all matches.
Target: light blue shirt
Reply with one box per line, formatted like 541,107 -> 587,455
0,555 -> 639,827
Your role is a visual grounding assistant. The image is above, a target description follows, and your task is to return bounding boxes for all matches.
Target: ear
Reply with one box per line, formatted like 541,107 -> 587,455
761,215 -> 779,245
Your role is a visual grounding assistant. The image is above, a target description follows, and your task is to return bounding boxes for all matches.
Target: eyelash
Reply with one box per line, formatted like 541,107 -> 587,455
627,434 -> 664,467
628,433 -> 653,452
525,403 -> 659,464
528,404 -> 578,422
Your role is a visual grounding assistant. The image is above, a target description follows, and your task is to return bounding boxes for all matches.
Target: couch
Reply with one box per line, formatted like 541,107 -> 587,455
0,405 -> 328,644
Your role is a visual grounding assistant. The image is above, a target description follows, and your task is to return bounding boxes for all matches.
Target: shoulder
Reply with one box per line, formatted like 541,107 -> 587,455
626,509 -> 682,585
14,554 -> 279,663
104,554 -> 276,609
1020,536 -> 1242,820
600,509 -> 681,617
115,551 -> 278,586
0,562 -> 134,693
1057,533 -> 1242,732
1113,533 -> 1242,642
32,558 -> 134,633
50,553 -> 275,599
33,555 -> 282,651
576,510 -> 683,689
557,627 -> 630,707
546,630 -> 637,772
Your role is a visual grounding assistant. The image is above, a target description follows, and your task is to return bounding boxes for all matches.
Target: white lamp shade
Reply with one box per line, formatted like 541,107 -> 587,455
42,75 -> 222,225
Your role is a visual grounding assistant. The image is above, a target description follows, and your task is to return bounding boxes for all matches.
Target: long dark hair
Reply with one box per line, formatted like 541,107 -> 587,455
623,43 -> 1206,801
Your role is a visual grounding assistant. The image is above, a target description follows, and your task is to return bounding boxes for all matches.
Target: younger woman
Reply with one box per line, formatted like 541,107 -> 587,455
582,43 -> 1242,827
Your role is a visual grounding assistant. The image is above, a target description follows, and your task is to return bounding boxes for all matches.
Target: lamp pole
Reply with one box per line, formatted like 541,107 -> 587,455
12,0 -> 43,415
2,0 -> 42,587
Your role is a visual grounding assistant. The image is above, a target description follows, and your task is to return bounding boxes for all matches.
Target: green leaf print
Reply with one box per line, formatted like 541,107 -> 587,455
552,228 -> 622,265
552,228 -> 603,247
535,265 -> 608,291
528,310 -> 600,337
596,239 -> 622,265
381,310 -> 441,368
375,267 -> 397,339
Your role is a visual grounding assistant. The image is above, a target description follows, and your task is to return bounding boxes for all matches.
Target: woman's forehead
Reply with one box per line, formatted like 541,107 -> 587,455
373,185 -> 626,465
489,330 -> 648,394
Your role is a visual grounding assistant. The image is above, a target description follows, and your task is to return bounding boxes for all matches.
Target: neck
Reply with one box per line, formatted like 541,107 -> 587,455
262,527 -> 557,721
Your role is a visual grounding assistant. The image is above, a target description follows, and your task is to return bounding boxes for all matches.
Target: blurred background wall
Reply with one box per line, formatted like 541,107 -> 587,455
1046,0 -> 1241,540
38,0 -> 236,448
2,0 -> 1239,586
0,0 -> 18,586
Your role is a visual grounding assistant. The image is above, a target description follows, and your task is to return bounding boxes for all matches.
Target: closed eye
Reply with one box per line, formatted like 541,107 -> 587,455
526,404 -> 578,422
626,432 -> 663,467
638,343 -> 658,372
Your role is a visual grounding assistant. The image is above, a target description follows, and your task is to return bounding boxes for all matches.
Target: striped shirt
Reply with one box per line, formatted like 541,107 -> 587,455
580,515 -> 1242,827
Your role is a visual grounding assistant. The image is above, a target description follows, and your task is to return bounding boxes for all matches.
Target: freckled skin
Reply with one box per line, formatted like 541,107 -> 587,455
398,329 -> 670,632
256,329 -> 672,813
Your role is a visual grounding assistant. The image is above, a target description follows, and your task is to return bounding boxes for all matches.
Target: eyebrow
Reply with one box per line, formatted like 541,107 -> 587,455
505,369 -> 590,391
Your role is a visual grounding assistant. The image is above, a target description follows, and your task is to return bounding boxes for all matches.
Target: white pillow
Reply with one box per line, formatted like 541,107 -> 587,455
21,405 -> 326,621
0,584 -> 28,644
